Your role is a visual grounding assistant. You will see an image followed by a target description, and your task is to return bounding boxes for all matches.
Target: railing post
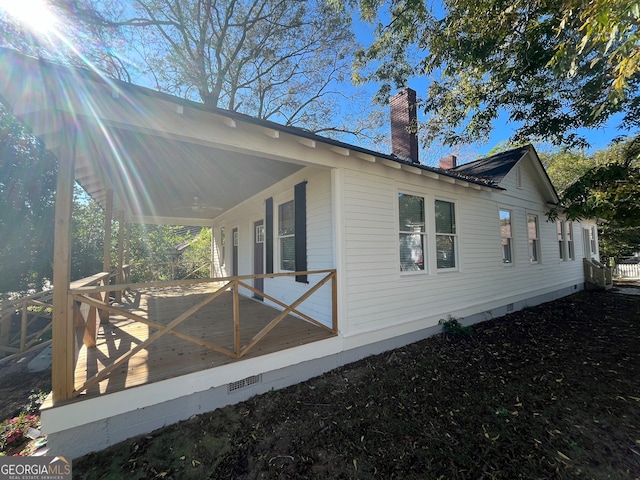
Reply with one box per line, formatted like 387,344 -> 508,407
0,301 -> 11,355
20,300 -> 28,353
99,277 -> 110,324
233,279 -> 241,358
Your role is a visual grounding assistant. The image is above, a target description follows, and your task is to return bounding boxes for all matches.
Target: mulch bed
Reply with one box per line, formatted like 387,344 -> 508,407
67,288 -> 640,478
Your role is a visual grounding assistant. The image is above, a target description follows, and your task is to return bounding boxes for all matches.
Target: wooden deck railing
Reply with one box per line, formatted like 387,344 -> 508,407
70,272 -> 111,355
583,258 -> 613,290
0,290 -> 54,364
0,266 -> 132,364
66,269 -> 337,398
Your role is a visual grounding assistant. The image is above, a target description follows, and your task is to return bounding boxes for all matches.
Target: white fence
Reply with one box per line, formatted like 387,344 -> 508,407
613,262 -> 640,279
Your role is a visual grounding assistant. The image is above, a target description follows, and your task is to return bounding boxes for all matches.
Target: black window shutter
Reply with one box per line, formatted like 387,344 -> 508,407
294,181 -> 307,283
265,197 -> 273,274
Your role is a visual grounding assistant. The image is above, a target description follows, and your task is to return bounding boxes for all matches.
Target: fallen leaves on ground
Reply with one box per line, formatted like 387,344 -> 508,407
74,289 -> 640,479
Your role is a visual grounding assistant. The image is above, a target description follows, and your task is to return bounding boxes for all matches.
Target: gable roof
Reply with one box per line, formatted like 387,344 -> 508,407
451,146 -> 529,183
453,144 -> 559,204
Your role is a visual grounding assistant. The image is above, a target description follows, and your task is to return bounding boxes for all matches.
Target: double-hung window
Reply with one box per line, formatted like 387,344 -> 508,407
435,200 -> 456,269
528,214 -> 540,263
399,193 -> 426,271
278,200 -> 295,271
500,210 -> 512,264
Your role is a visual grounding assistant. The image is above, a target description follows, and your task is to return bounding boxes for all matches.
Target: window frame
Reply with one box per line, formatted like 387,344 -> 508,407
500,209 -> 513,265
398,192 -> 427,273
527,214 -> 540,264
434,199 -> 458,270
277,199 -> 295,271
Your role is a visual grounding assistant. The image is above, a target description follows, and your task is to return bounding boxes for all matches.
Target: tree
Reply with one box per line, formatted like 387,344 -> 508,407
0,105 -> 57,293
0,1 -> 132,81
71,189 -> 107,281
349,0 -> 640,148
2,0 -> 383,141
112,0 -> 374,136
546,135 -> 640,259
178,227 -> 212,279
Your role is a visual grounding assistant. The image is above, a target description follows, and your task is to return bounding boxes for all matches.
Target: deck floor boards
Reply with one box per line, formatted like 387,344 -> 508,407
74,284 -> 334,398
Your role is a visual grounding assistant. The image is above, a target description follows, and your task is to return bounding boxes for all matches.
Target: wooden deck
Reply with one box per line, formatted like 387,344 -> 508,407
74,283 -> 334,398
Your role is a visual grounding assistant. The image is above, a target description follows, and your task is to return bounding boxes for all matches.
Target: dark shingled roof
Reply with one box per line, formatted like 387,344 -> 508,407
451,146 -> 531,183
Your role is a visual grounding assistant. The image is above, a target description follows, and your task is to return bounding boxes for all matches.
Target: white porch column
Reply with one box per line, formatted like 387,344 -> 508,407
51,123 -> 76,404
210,227 -> 215,278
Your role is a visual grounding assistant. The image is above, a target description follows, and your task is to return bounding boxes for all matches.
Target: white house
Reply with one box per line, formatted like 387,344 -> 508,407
0,49 -> 606,458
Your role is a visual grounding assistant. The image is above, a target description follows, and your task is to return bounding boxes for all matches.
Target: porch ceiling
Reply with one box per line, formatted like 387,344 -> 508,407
0,49 -> 304,225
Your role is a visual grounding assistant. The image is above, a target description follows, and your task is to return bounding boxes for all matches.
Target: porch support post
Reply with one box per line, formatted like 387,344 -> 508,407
51,123 -> 76,404
210,227 -> 215,278
0,295 -> 10,353
115,210 -> 125,303
103,189 -> 113,274
125,224 -> 131,265
98,191 -> 113,324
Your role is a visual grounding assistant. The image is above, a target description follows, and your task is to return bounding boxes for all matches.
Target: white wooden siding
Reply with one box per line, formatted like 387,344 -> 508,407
212,167 -> 334,327
340,159 -> 591,337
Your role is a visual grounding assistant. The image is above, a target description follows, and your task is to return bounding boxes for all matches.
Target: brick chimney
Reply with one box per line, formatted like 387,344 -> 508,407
390,88 -> 419,164
438,155 -> 457,169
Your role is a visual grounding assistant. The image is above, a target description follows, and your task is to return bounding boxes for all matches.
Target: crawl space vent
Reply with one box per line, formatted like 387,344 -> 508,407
228,374 -> 261,393
506,303 -> 514,312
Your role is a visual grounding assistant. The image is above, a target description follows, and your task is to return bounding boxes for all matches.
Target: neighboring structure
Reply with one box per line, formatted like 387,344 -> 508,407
0,49 -> 603,458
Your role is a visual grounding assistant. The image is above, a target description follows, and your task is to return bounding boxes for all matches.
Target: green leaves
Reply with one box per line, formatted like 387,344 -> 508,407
545,135 -> 640,259
352,0 -> 640,148
0,104 -> 56,293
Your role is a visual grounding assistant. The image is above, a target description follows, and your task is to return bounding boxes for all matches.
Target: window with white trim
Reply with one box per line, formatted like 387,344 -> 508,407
527,214 -> 540,263
399,193 -> 426,271
590,226 -> 597,256
278,200 -> 295,271
500,210 -> 513,264
435,200 -> 457,269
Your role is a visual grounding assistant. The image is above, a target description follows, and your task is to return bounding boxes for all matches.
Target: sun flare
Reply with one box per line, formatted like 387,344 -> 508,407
1,0 -> 58,34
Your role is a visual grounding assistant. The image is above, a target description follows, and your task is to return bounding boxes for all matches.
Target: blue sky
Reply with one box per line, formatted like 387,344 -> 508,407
0,0 -> 627,165
350,13 -> 628,162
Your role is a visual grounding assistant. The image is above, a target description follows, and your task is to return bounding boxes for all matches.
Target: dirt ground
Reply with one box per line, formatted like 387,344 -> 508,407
3,284 -> 640,478
0,349 -> 51,422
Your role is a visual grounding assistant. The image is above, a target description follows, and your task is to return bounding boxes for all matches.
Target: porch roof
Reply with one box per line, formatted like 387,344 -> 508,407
0,48 -> 502,226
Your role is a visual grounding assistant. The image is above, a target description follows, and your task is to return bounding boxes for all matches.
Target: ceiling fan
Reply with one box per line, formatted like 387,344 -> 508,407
174,196 -> 222,213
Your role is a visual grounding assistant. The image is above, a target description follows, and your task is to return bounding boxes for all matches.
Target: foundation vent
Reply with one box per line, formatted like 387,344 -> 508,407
506,303 -> 514,312
228,374 -> 262,393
